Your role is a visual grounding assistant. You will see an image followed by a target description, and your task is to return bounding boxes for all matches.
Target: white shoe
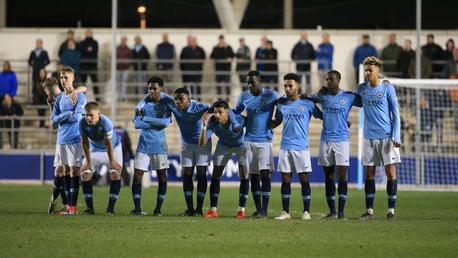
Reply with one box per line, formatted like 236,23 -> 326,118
274,211 -> 291,220
302,211 -> 311,220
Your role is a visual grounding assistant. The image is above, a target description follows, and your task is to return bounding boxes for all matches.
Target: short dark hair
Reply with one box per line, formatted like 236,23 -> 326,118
84,101 -> 100,112
327,70 -> 341,80
283,73 -> 300,83
213,99 -> 229,109
147,76 -> 164,87
174,87 -> 190,96
247,70 -> 261,80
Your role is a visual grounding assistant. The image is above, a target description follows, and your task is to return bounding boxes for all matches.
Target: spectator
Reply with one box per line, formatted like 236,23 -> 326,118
235,37 -> 251,90
0,61 -> 18,102
116,35 -> 133,102
353,34 -> 378,83
261,40 -> 279,91
58,30 -> 79,59
79,29 -> 100,101
409,49 -> 433,79
32,68 -> 49,128
440,48 -> 458,131
132,35 -> 150,95
255,36 -> 268,73
28,38 -> 50,87
380,33 -> 403,77
155,32 -> 176,85
60,39 -> 81,83
315,32 -> 334,86
397,39 -> 416,78
0,94 -> 23,149
291,32 -> 316,94
443,38 -> 456,61
421,34 -> 445,78
210,34 -> 234,101
179,35 -> 206,99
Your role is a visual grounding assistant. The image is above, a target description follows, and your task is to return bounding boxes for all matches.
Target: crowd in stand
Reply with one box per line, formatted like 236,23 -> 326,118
0,29 -> 457,149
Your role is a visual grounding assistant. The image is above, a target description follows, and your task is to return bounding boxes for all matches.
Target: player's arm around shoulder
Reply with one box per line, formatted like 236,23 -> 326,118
198,111 -> 213,147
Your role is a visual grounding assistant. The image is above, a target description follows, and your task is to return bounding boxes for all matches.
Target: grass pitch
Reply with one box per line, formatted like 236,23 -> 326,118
0,184 -> 457,258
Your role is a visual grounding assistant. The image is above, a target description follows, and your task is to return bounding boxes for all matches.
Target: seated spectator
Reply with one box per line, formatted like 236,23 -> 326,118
0,94 -> 24,149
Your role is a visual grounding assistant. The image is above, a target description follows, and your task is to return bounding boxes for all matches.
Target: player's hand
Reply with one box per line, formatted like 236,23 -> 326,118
81,162 -> 91,172
135,108 -> 144,115
300,93 -> 308,99
47,97 -> 54,106
202,111 -> 212,127
269,119 -> 279,129
70,91 -> 79,104
382,79 -> 391,84
394,141 -> 401,148
347,121 -> 352,128
109,161 -> 122,173
232,125 -> 241,134
319,86 -> 328,94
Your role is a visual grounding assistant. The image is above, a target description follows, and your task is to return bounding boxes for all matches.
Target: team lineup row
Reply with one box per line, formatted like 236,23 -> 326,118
46,55 -> 401,220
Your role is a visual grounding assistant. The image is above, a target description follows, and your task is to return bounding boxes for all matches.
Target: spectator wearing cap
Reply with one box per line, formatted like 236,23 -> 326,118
210,35 -> 234,101
235,37 -> 251,90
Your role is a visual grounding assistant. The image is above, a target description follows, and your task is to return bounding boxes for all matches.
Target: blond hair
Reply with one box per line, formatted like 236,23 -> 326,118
363,56 -> 383,67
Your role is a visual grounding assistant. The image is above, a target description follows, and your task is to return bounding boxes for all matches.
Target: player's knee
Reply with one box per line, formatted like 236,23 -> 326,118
109,170 -> 121,181
81,171 -> 93,181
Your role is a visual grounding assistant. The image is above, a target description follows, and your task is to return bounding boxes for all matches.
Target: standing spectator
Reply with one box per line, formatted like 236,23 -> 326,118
60,39 -> 81,84
443,38 -> 456,61
58,30 -> 79,59
28,38 -> 50,87
130,76 -> 172,216
235,37 -> 251,90
421,34 -> 445,78
354,56 -> 401,220
79,29 -> 100,101
441,48 -> 458,130
255,36 -> 268,73
32,68 -> 49,128
291,32 -> 316,94
155,32 -> 176,85
132,35 -> 151,95
179,35 -> 206,99
79,101 -> 123,216
210,35 -> 234,101
353,34 -> 378,83
315,32 -> 334,86
380,33 -> 403,77
271,73 -> 322,220
116,35 -> 133,102
0,94 -> 23,149
308,70 -> 362,219
409,49 -> 433,79
261,40 -> 279,91
0,61 -> 18,102
199,100 -> 248,219
114,126 -> 135,186
397,39 -> 416,78
234,71 -> 280,218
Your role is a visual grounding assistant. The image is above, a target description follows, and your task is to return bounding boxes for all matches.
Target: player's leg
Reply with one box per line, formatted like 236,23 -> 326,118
154,169 -> 167,216
48,165 -> 64,214
81,168 -> 95,215
131,152 -> 149,215
152,153 -> 169,216
323,166 -> 337,218
105,146 -> 123,215
275,149 -> 292,220
237,147 -> 249,219
245,142 -> 262,218
61,143 -> 82,215
336,166 -> 348,219
195,143 -> 211,216
360,139 -> 378,219
258,143 -> 274,217
178,145 -> 196,216
383,139 -> 400,220
204,166 -> 224,218
299,172 -> 311,220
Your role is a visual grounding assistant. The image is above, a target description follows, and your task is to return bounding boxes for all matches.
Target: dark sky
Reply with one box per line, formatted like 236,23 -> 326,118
6,0 -> 458,30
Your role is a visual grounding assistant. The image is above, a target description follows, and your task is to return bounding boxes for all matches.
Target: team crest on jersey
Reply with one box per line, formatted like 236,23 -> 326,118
377,92 -> 383,98
262,99 -> 268,105
339,99 -> 346,105
298,106 -> 304,112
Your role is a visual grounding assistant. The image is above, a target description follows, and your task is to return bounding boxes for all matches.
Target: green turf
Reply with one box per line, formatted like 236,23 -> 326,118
0,184 -> 457,258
